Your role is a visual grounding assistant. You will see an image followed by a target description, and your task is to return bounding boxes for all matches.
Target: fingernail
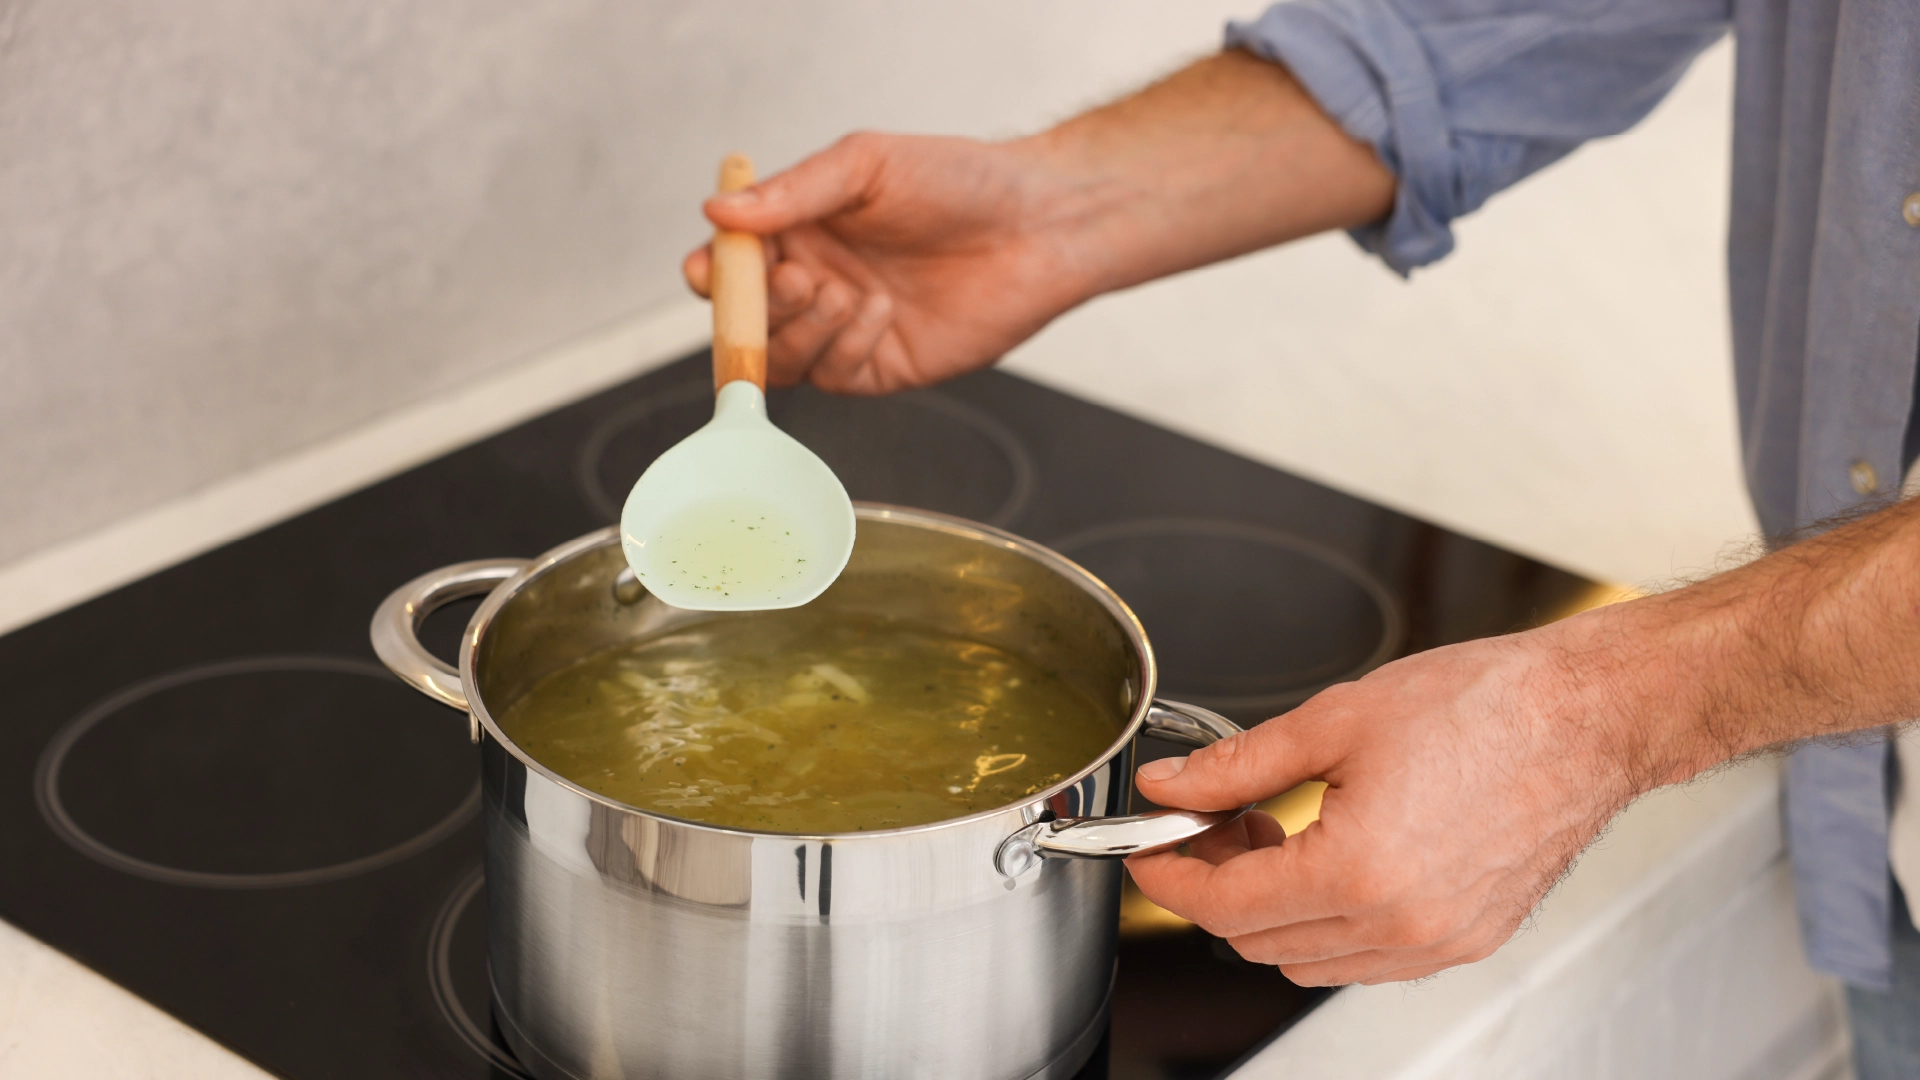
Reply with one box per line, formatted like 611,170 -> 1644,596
714,189 -> 762,206
1138,757 -> 1187,782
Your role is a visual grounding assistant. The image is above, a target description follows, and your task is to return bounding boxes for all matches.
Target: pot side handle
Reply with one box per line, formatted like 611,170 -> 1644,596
994,700 -> 1254,877
370,559 -> 530,741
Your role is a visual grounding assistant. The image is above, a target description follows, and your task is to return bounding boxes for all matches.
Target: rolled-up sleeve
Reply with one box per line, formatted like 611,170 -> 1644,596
1228,0 -> 1730,274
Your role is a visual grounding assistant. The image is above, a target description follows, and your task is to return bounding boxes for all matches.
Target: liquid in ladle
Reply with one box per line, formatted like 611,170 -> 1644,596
636,498 -> 813,605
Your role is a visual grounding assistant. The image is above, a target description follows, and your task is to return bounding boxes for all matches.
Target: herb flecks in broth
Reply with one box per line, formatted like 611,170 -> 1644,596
498,611 -> 1119,833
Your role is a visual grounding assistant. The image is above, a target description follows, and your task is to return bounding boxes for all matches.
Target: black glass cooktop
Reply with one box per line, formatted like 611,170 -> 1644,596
0,353 -> 1596,1079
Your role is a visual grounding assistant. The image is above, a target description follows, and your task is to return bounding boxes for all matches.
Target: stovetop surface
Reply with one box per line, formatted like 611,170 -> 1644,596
0,353 -> 1594,1079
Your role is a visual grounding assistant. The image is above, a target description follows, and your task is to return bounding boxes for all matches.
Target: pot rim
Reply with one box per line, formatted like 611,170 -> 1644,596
459,503 -> 1161,842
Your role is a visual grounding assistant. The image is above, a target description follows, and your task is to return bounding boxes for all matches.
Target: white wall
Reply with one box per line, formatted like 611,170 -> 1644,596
1004,39 -> 1754,588
0,0 -> 1226,567
0,1 -> 1753,586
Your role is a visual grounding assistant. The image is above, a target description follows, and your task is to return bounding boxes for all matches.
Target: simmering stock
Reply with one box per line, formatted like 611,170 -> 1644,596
498,611 -> 1120,833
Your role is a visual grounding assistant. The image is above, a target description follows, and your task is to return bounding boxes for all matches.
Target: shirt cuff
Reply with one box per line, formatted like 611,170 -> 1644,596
1227,0 -> 1457,276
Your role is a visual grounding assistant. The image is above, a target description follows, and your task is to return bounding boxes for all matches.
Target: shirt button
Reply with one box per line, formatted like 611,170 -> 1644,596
1851,459 -> 1879,495
1905,192 -> 1920,227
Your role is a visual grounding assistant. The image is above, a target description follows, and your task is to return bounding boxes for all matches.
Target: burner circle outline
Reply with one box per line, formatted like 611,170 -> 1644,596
34,655 -> 480,889
429,865 -> 533,1077
1048,518 -> 1406,711
575,384 -> 1038,527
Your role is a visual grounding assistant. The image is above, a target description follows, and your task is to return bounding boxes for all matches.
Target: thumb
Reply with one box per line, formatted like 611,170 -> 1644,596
1136,716 -> 1326,812
704,133 -> 885,234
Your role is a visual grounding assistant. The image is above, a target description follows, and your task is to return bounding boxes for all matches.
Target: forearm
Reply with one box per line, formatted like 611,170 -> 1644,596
1012,50 -> 1395,299
1565,497 -> 1920,791
688,49 -> 1398,392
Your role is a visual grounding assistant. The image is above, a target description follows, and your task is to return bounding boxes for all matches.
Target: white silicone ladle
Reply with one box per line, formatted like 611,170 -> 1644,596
619,155 -> 855,611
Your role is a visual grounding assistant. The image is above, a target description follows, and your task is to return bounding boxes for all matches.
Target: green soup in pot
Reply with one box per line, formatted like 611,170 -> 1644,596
497,610 -> 1122,833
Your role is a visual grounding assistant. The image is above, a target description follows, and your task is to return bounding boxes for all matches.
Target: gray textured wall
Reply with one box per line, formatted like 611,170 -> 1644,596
0,0 -> 1232,566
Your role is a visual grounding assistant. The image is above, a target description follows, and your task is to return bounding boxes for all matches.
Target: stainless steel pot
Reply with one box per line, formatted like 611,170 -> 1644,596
372,505 -> 1248,1080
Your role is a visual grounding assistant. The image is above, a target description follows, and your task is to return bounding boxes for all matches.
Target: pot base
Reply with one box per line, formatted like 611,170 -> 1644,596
1024,977 -> 1113,1080
489,970 -> 1115,1080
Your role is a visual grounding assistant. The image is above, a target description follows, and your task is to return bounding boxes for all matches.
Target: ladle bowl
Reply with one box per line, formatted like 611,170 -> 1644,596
619,153 -> 854,610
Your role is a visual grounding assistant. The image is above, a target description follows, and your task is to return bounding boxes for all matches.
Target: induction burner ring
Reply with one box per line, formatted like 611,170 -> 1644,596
860,391 -> 1038,526
1050,518 -> 1406,712
33,655 -> 481,889
885,391 -> 1038,526
430,866 -> 533,1077
575,383 -> 708,523
575,384 -> 1038,526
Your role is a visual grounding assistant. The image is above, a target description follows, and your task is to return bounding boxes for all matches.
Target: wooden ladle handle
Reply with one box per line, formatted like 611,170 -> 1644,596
710,154 -> 767,391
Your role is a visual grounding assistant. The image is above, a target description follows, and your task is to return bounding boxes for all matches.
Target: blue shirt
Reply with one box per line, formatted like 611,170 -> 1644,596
1230,0 -> 1920,988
